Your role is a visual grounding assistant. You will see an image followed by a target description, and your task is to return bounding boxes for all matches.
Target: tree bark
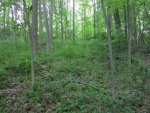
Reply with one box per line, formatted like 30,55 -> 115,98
137,8 -> 142,44
96,0 -> 100,36
22,0 -> 28,48
127,0 -> 132,67
13,1 -> 18,50
73,0 -> 75,42
31,0 -> 38,87
106,0 -> 116,100
114,7 -> 121,30
123,3 -> 127,37
101,0 -> 107,32
32,0 -> 38,56
38,0 -> 43,48
92,0 -> 96,38
133,4 -> 137,43
43,0 -> 51,52
59,0 -> 64,44
49,0 -> 53,48
2,3 -> 6,38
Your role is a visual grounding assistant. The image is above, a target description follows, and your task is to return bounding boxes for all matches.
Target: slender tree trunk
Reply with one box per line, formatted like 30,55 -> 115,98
73,0 -> 75,42
31,0 -> 38,87
133,4 -> 137,44
82,8 -> 84,39
23,0 -> 35,88
82,4 -> 86,39
7,7 -> 10,26
114,7 -> 121,30
137,8 -> 142,45
64,0 -> 69,39
13,2 -> 18,50
101,0 -> 107,32
106,0 -> 116,100
31,0 -> 38,56
141,11 -> 145,44
2,4 -> 6,38
96,0 -> 100,36
38,0 -> 43,48
22,0 -> 31,41
59,0 -> 64,44
92,0 -> 96,38
22,0 -> 28,48
54,0 -> 59,39
43,0 -> 51,52
84,7 -> 86,38
127,0 -> 132,67
49,0 -> 53,48
123,3 -> 127,37
3,5 -> 6,29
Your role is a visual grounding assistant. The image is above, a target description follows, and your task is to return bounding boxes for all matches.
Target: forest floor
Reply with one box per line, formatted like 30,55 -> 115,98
0,39 -> 150,113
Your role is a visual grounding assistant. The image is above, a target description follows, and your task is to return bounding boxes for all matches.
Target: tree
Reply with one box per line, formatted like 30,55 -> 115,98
96,0 -> 101,36
32,0 -> 38,56
22,0 -> 28,48
3,2 -> 6,29
127,0 -> 132,67
59,0 -> 64,44
123,2 -> 127,37
92,0 -> 96,38
73,0 -> 75,42
101,0 -> 107,32
113,7 -> 121,30
38,0 -> 43,48
49,0 -> 53,48
12,0 -> 18,50
43,0 -> 51,52
106,0 -> 116,99
132,1 -> 137,43
31,0 -> 38,87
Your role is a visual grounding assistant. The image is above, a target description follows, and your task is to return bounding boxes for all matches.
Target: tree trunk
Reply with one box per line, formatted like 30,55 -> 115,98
114,7 -> 121,30
82,4 -> 86,39
7,7 -> 10,26
59,0 -> 64,44
92,0 -> 96,38
38,0 -> 43,48
31,0 -> 38,87
137,8 -> 142,45
133,4 -> 137,44
123,3 -> 127,37
22,0 -> 28,48
64,0 -> 69,39
82,8 -> 84,39
23,0 -> 35,88
96,0 -> 100,36
49,0 -> 53,48
106,0 -> 116,100
32,0 -> 38,56
13,1 -> 18,50
73,0 -> 75,42
43,0 -> 51,52
54,0 -> 59,39
3,4 -> 6,29
127,0 -> 132,67
101,0 -> 107,32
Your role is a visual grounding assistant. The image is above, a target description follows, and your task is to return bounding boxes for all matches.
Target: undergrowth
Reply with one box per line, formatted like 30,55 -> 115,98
0,39 -> 150,113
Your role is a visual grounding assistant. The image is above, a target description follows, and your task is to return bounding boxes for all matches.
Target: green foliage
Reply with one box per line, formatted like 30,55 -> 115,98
0,27 -> 12,38
1,34 -> 150,112
0,0 -> 150,111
